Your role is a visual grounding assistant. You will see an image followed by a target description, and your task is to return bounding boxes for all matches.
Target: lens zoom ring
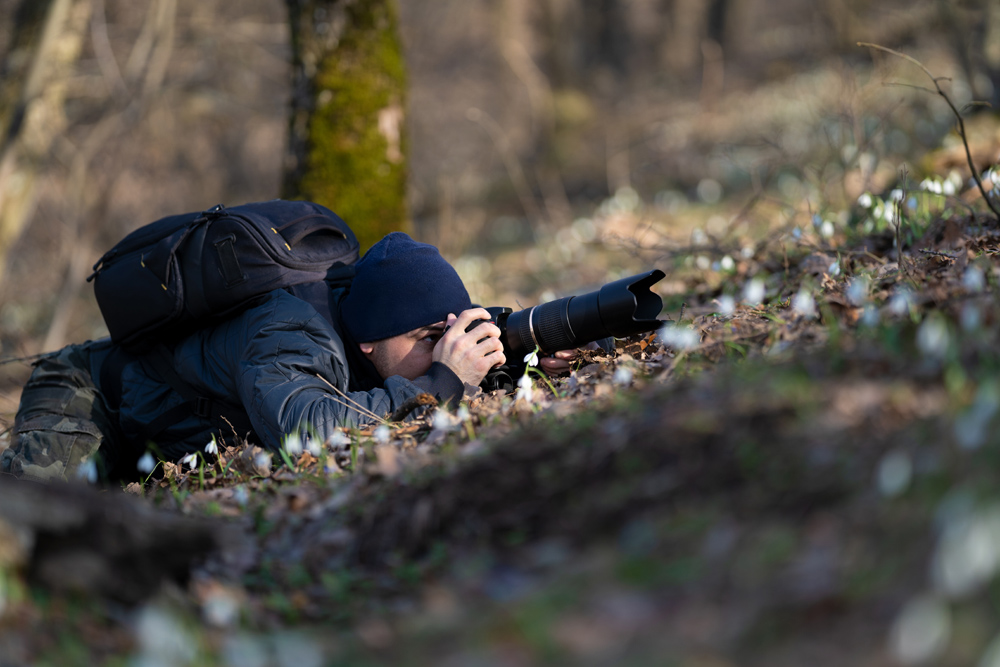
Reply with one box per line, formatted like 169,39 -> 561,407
534,302 -> 575,352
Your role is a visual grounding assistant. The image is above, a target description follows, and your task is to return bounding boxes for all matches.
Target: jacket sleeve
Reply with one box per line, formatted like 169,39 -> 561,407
233,293 -> 462,452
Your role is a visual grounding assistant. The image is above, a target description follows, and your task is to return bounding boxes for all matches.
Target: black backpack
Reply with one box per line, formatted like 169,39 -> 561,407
88,199 -> 360,348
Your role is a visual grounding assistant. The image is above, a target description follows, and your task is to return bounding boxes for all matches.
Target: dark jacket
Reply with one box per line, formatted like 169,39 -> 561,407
91,283 -> 463,460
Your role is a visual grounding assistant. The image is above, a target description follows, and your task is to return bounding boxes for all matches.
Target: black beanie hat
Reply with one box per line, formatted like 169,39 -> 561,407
340,232 -> 472,343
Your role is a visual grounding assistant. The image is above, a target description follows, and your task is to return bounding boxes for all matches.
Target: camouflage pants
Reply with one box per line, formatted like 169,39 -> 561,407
1,343 -> 124,483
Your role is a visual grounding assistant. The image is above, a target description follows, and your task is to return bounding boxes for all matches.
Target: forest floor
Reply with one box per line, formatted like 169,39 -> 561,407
6,77 -> 1000,663
5,131 -> 1000,667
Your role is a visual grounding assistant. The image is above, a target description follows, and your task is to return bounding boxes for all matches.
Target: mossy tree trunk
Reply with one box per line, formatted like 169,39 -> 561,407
283,0 -> 409,251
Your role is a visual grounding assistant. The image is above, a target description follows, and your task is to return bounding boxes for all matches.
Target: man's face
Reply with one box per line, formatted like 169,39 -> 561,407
360,322 -> 447,381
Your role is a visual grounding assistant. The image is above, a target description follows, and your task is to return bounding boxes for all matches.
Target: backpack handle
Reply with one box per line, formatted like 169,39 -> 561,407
275,214 -> 347,247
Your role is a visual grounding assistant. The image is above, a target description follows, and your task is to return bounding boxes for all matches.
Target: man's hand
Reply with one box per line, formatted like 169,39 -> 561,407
433,308 -> 507,387
538,341 -> 604,377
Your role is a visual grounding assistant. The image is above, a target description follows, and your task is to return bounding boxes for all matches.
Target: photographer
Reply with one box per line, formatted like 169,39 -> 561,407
2,232 -> 579,483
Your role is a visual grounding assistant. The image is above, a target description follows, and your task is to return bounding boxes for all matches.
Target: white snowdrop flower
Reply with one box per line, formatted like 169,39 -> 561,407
963,266 -> 986,292
917,317 -> 950,359
523,349 -> 539,367
961,303 -> 982,332
877,450 -> 912,498
204,438 -> 218,456
741,245 -> 755,259
858,192 -> 873,208
942,179 -> 957,196
136,452 -> 156,474
932,506 -> 1000,597
253,450 -> 271,470
930,180 -> 943,195
743,277 -> 765,305
326,430 -> 350,449
658,323 -> 700,350
283,432 -> 303,457
136,606 -> 196,666
305,435 -> 322,457
889,289 -> 914,316
691,228 -> 708,245
846,276 -> 870,306
613,366 -> 634,386
792,289 -> 816,318
716,294 -> 736,316
820,220 -> 835,238
516,373 -> 534,403
77,459 -> 98,484
955,383 -> 1000,450
861,304 -> 880,328
432,409 -> 455,432
374,424 -> 391,444
890,188 -> 904,202
180,452 -> 199,470
827,261 -> 841,277
890,595 -> 951,665
695,255 -> 711,270
233,485 -> 249,508
720,255 -> 735,271
872,201 -> 885,221
456,405 -> 471,422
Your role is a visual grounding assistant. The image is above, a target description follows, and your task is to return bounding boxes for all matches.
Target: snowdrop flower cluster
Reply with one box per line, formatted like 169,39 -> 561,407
658,323 -> 700,351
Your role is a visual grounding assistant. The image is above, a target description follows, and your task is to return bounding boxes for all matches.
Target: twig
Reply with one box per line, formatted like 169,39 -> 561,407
390,393 -> 437,422
859,42 -> 1000,223
314,374 -> 386,423
919,249 -> 957,260
0,351 -> 55,367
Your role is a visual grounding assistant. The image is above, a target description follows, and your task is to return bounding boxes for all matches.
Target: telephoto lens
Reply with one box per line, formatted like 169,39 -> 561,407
500,269 -> 665,358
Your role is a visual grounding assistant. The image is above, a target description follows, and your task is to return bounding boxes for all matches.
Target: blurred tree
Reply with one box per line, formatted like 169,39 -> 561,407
283,0 -> 408,251
0,0 -> 92,286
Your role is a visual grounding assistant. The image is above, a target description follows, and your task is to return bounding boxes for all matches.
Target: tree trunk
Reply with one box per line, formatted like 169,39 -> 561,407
0,0 -> 92,285
283,0 -> 409,251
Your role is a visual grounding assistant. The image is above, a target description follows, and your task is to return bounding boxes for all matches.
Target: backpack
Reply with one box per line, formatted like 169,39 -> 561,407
88,199 -> 360,349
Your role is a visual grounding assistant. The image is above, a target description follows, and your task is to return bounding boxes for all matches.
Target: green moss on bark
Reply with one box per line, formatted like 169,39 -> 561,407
284,0 -> 408,251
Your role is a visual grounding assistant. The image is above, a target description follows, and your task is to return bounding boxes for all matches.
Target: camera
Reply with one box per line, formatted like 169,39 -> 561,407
470,269 -> 666,391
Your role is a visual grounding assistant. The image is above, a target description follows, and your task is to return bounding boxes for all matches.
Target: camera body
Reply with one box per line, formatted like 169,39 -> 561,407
469,270 -> 666,391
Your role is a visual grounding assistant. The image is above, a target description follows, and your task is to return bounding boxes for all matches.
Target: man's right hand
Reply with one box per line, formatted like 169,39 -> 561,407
432,308 -> 506,387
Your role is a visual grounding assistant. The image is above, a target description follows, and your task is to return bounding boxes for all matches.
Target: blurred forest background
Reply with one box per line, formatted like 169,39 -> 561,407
0,0 -> 998,417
